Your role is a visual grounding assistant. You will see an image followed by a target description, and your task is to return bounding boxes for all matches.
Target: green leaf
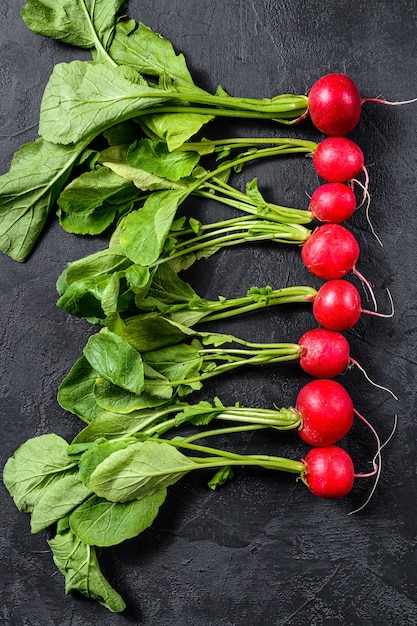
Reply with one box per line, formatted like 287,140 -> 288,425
120,189 -> 188,265
58,202 -> 118,235
21,0 -> 126,53
245,177 -> 267,207
109,20 -> 196,85
124,264 -> 152,294
70,489 -> 167,546
83,328 -> 144,395
143,342 -> 202,383
30,473 -> 92,534
63,245 -> 132,286
207,466 -> 234,490
39,61 -> 167,145
78,440 -> 131,487
99,146 -> 188,192
0,138 -> 86,262
138,112 -> 214,152
56,274 -> 113,320
58,356 -> 103,423
94,377 -> 170,412
137,264 -> 200,310
3,434 -> 76,512
72,409 -> 159,443
89,440 -> 199,501
58,167 -> 137,215
126,139 -> 200,181
48,527 -> 126,612
174,401 -> 222,427
122,315 -> 194,352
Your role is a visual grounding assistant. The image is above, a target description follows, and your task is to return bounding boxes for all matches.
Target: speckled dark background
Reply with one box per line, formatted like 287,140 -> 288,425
1,1 -> 417,624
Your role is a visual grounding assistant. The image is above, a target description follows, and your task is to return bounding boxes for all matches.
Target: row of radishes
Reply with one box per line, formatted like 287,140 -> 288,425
268,73 -> 399,500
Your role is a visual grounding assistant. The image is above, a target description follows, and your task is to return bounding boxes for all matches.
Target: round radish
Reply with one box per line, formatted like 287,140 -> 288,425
313,280 -> 362,330
308,73 -> 362,136
298,328 -> 350,378
296,379 -> 354,446
301,223 -> 360,280
312,137 -> 364,182
308,183 -> 356,223
304,445 -> 355,498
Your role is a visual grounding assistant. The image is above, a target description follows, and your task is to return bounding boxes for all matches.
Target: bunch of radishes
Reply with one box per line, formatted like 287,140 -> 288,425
280,73 -> 398,501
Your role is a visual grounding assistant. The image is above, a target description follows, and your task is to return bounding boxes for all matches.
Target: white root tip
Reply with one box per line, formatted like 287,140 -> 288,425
362,287 -> 395,319
348,413 -> 398,515
349,357 -> 398,400
352,169 -> 383,248
353,267 -> 379,312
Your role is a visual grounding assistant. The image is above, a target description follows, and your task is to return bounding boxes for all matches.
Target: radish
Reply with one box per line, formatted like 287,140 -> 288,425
312,137 -> 364,183
308,74 -> 362,136
313,280 -> 362,330
303,445 -> 355,498
296,379 -> 354,446
301,223 -> 360,280
298,328 -> 350,378
308,183 -> 357,223
308,72 -> 417,136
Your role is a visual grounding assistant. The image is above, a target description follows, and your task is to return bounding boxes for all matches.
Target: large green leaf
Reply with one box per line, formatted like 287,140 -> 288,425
89,440 -> 199,502
39,61 -> 167,145
21,0 -> 126,53
57,166 -> 137,214
30,473 -> 92,533
48,528 -> 126,612
94,376 -> 171,411
70,489 -> 167,546
83,329 -> 145,394
119,189 -> 188,265
63,244 -> 132,286
109,20 -> 197,86
122,315 -> 194,352
110,20 -> 215,149
3,434 -> 76,512
0,138 -> 86,261
126,139 -> 200,181
58,356 -> 103,423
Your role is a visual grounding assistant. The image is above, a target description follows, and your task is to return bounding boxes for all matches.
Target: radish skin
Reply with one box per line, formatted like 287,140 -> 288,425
304,445 -> 355,498
308,183 -> 357,223
313,280 -> 362,330
298,328 -> 350,378
308,74 -> 362,136
296,379 -> 354,446
312,137 -> 364,183
301,224 -> 360,280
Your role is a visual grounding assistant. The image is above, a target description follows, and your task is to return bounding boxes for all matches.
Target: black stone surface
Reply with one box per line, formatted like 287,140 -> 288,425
1,1 -> 417,624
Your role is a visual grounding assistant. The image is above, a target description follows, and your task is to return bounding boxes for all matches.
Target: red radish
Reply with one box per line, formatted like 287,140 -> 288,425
308,72 -> 417,137
296,379 -> 354,446
298,328 -> 350,378
301,223 -> 360,280
303,445 -> 355,498
313,280 -> 362,330
308,183 -> 356,223
308,74 -> 362,136
312,137 -> 364,182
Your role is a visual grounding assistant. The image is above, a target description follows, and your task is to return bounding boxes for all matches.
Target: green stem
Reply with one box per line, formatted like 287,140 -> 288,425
181,137 -> 317,152
147,435 -> 306,474
149,221 -> 309,267
148,346 -> 301,390
195,184 -> 313,225
145,406 -> 301,438
179,423 -> 271,442
134,92 -> 309,119
199,286 -> 317,323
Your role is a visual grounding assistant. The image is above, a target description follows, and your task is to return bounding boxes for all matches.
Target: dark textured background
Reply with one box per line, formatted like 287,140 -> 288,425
1,1 -> 417,624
